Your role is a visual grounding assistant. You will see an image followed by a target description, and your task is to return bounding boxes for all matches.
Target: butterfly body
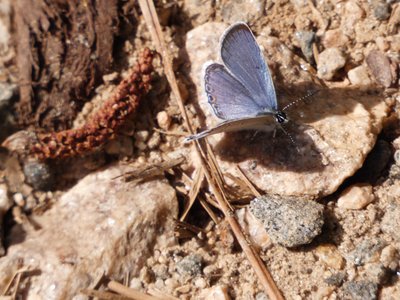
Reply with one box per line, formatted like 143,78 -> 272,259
186,22 -> 286,142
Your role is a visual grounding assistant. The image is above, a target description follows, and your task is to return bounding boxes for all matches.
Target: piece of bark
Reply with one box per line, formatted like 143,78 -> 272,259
13,0 -> 119,131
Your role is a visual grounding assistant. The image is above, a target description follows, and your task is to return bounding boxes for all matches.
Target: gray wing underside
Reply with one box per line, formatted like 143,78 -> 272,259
220,22 -> 278,111
204,63 -> 264,120
185,114 -> 276,142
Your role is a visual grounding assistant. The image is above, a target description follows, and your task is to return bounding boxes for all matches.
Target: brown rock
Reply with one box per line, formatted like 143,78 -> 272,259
366,50 -> 395,88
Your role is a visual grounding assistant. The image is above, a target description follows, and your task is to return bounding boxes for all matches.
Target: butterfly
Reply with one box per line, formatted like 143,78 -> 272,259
185,22 -> 289,142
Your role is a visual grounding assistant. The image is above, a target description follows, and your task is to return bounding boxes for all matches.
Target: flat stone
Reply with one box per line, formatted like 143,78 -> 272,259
186,22 -> 389,198
0,164 -> 178,299
337,184 -> 375,210
249,195 -> 324,247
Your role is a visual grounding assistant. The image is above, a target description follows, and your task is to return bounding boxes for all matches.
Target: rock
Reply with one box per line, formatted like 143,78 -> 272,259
381,202 -> 400,242
236,207 -> 270,250
342,1 -> 365,35
295,31 -> 315,63
186,22 -> 389,198
176,254 -> 203,276
324,272 -> 346,286
315,244 -> 345,269
380,245 -> 399,271
342,281 -> 378,300
317,48 -> 346,80
23,160 -> 54,190
337,184 -> 375,210
157,111 -> 171,130
373,3 -> 391,21
322,29 -> 349,49
249,195 -> 324,247
348,65 -> 373,87
366,50 -> 395,88
347,240 -> 385,266
198,285 -> 230,300
218,0 -> 264,24
0,164 -> 178,299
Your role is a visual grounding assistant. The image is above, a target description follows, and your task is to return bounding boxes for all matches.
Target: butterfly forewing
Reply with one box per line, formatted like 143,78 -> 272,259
220,22 -> 278,112
204,63 -> 264,120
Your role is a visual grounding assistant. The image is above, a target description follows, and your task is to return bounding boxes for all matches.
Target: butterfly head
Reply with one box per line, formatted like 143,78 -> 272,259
275,111 -> 288,124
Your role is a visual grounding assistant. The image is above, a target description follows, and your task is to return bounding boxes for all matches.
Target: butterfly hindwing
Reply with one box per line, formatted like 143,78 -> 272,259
204,63 -> 264,120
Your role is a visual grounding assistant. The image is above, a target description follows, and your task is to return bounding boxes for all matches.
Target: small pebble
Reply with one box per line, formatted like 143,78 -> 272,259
152,264 -> 169,280
135,130 -> 149,142
23,160 -> 53,190
176,284 -> 191,294
315,244 -> 345,270
147,132 -> 161,150
250,195 -> 324,247
337,184 -> 374,210
323,29 -> 349,49
157,111 -> 171,130
0,184 -> 11,212
324,272 -> 346,286
129,278 -> 142,290
347,240 -> 385,266
198,285 -> 230,300
342,280 -> 378,300
176,254 -> 203,276
317,48 -> 346,80
295,31 -> 315,63
376,36 -> 389,52
194,277 -> 207,289
102,72 -> 119,83
165,278 -> 179,289
380,245 -> 399,270
348,65 -> 372,86
366,50 -> 394,87
13,192 -> 25,207
373,3 -> 391,21
154,278 -> 164,289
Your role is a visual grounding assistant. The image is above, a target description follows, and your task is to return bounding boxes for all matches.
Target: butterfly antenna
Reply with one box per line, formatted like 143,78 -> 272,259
282,89 -> 320,112
279,124 -> 300,153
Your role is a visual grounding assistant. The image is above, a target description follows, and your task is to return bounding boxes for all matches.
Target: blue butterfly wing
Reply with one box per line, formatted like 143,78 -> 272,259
220,22 -> 278,112
204,63 -> 265,120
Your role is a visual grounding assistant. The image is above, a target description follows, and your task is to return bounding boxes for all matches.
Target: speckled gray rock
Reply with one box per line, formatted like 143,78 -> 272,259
346,239 -> 385,266
176,254 -> 203,276
186,22 -> 389,199
295,31 -> 315,63
342,281 -> 378,300
23,160 -> 54,190
373,3 -> 391,21
249,195 -> 324,247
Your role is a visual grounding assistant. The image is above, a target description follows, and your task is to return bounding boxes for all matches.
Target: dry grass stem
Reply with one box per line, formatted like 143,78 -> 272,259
107,281 -> 164,300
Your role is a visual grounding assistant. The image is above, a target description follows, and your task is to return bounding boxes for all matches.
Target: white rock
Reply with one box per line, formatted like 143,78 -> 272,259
186,22 -> 388,198
348,65 -> 373,87
0,164 -> 178,299
198,285 -> 230,300
157,111 -> 171,130
317,48 -> 346,80
337,184 -> 374,209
